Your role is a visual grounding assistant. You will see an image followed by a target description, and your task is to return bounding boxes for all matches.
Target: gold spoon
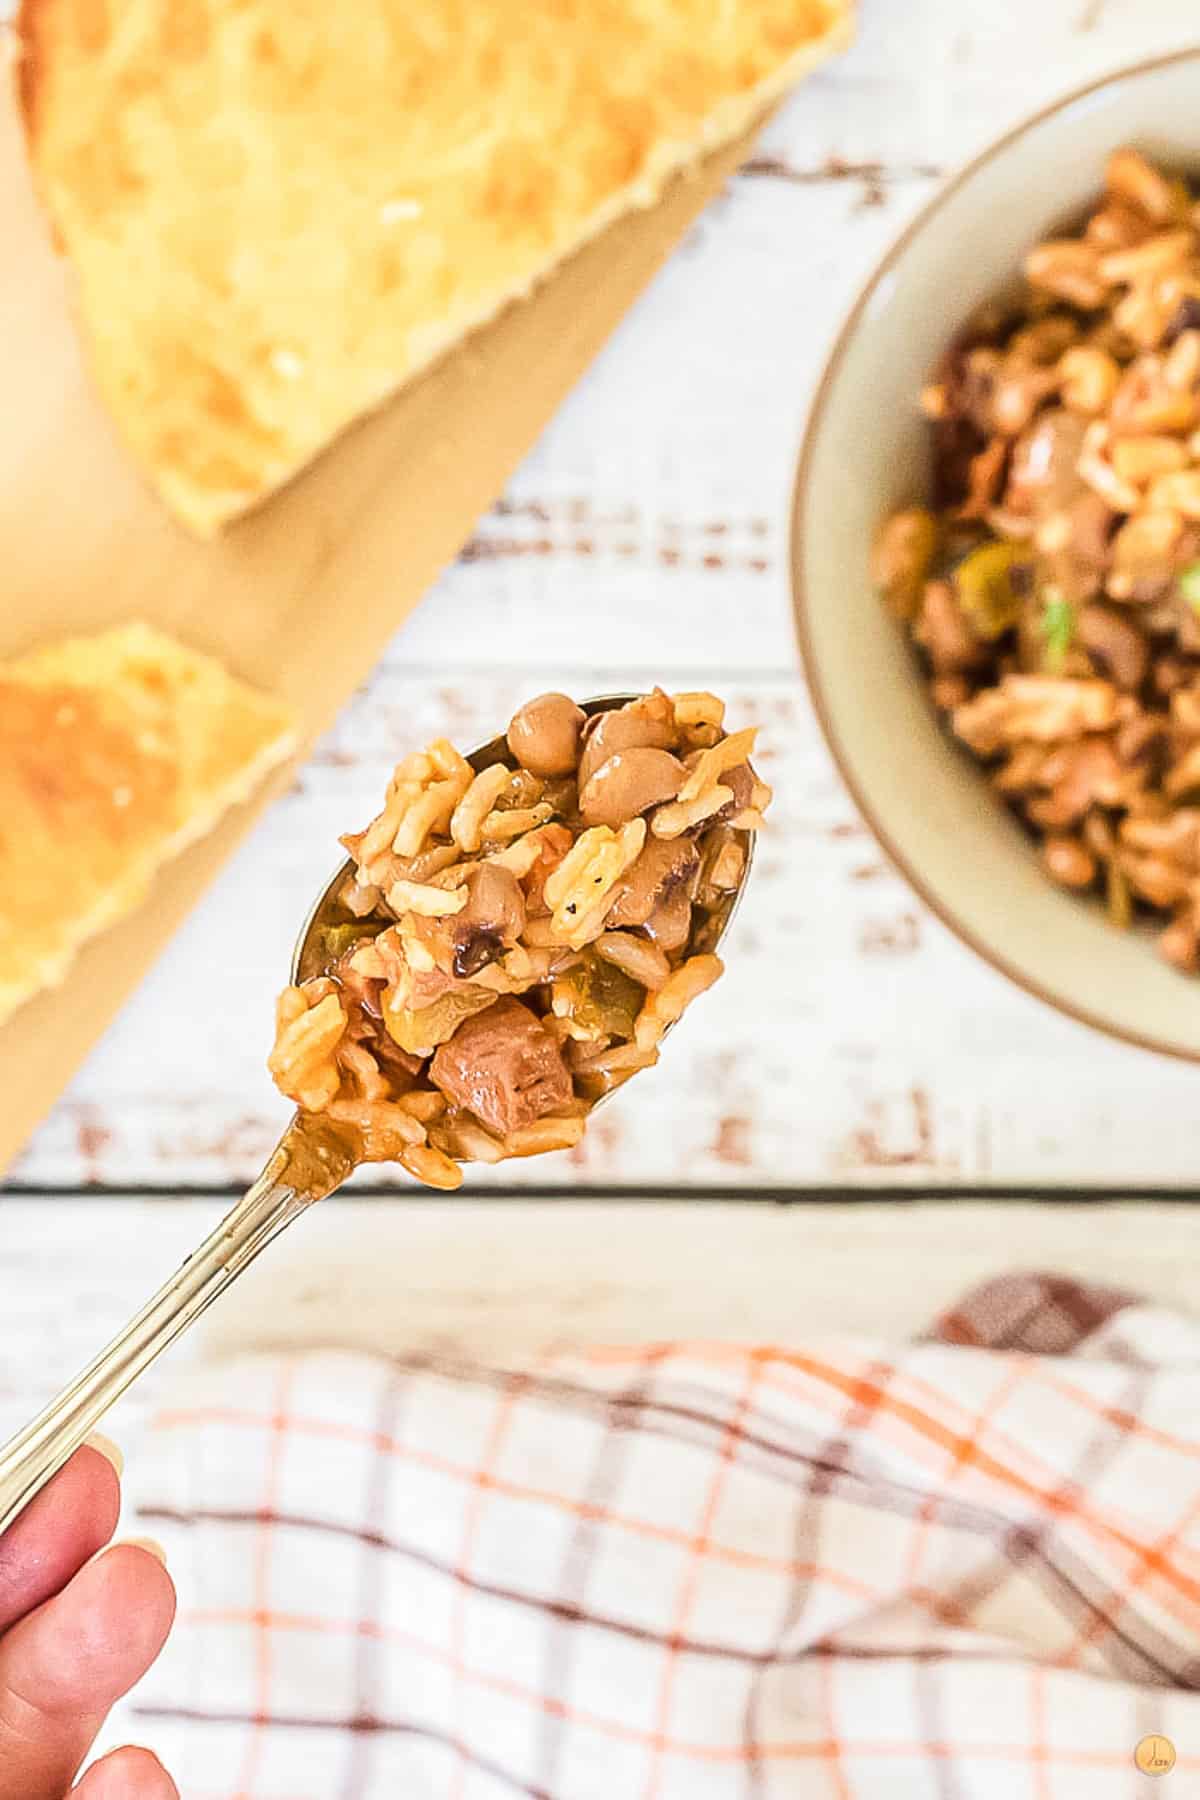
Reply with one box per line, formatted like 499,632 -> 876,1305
0,696 -> 754,1532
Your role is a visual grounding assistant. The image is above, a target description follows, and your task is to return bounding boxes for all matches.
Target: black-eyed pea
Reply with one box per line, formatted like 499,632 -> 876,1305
1058,346 -> 1120,416
577,696 -> 677,788
579,748 -> 685,828
1043,836 -> 1097,889
507,693 -> 586,777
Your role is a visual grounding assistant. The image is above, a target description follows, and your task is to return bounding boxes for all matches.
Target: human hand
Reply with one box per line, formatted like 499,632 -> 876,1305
0,1437 -> 177,1798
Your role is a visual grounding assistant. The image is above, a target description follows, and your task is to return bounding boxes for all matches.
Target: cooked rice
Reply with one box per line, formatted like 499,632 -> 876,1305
451,764 -> 512,852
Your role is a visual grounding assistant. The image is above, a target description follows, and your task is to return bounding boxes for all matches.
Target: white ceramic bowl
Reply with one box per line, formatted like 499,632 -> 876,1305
794,49 -> 1200,1062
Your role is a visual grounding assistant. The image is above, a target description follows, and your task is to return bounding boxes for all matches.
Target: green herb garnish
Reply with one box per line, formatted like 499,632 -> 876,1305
1041,587 -> 1075,672
1180,561 -> 1200,611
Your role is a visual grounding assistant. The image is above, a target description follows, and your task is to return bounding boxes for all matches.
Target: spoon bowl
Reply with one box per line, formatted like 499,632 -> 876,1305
0,691 -> 758,1531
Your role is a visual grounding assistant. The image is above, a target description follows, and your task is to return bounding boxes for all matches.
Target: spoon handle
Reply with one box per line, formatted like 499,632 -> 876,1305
0,1120 -> 348,1535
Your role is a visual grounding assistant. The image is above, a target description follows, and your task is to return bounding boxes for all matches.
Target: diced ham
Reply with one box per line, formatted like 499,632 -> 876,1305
429,997 -> 572,1138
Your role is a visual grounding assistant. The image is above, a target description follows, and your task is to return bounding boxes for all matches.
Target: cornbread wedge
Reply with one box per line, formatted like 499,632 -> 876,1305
0,623 -> 295,1023
14,0 -> 853,535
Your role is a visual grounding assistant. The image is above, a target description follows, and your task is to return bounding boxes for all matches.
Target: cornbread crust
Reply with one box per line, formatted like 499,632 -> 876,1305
0,622 -> 295,1023
14,0 -> 852,534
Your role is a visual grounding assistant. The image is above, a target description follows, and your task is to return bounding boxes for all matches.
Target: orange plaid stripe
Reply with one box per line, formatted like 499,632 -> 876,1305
564,1342 -> 1200,1609
149,1403 -> 881,1599
233,1364 -> 293,1800
645,1349 -> 767,1795
1058,1482 -> 1200,1672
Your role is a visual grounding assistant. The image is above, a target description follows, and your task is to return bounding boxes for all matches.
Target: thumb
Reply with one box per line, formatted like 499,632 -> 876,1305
0,1543 -> 175,1800
72,1746 -> 179,1798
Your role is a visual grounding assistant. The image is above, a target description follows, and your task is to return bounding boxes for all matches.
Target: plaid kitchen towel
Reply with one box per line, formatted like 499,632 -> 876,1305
124,1274 -> 1200,1798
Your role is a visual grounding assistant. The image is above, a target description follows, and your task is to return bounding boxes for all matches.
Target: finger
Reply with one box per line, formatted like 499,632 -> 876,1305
0,1444 -> 121,1634
0,1543 -> 175,1800
73,1746 -> 179,1799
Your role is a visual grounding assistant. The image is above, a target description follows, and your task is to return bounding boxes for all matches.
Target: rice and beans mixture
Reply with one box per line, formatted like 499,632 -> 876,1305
874,148 -> 1200,971
269,691 -> 770,1188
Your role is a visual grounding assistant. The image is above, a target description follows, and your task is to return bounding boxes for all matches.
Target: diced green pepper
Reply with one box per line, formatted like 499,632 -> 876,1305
953,540 -> 1024,639
552,954 -> 643,1041
320,919 -> 387,963
384,986 -> 497,1056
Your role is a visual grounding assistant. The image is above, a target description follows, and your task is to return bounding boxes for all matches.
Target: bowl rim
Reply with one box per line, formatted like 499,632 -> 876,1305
791,44 -> 1200,1067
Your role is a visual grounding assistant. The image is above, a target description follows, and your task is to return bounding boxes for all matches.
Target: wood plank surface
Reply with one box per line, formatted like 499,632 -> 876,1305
9,0 -> 1200,1193
5,1196 -> 1200,1456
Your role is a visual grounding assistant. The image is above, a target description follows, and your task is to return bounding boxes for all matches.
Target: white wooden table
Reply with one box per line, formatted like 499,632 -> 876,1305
6,0 -> 1200,1433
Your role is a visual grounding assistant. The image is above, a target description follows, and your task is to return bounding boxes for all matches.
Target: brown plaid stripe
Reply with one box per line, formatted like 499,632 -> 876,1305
930,1273 -> 1136,1355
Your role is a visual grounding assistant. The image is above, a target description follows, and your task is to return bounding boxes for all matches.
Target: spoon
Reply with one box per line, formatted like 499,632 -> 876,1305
0,695 -> 754,1532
